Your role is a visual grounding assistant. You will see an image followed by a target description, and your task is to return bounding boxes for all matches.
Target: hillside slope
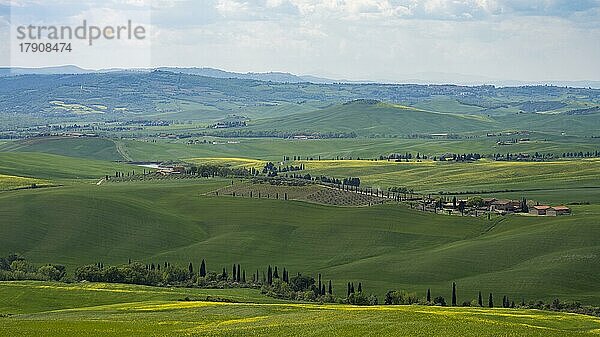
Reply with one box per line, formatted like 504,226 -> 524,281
252,100 -> 497,136
1,180 -> 598,305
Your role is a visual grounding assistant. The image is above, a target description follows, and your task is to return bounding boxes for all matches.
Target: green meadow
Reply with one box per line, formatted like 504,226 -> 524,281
1,135 -> 598,163
1,282 -> 599,337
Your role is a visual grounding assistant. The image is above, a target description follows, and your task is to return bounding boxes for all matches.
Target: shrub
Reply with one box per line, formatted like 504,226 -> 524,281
384,290 -> 419,305
434,296 -> 447,306
37,265 -> 65,281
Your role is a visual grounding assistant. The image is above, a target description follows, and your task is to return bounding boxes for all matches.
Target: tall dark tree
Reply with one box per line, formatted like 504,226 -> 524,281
347,282 -> 351,297
451,282 -> 457,306
427,288 -> 431,302
267,265 -> 273,285
350,283 -> 355,294
328,280 -> 332,295
242,270 -> 246,283
233,264 -> 237,281
358,282 -> 362,293
274,266 -> 279,279
221,268 -> 227,280
237,264 -> 241,282
318,274 -> 322,293
488,293 -> 494,308
188,262 -> 193,276
200,259 -> 206,277
478,291 -> 483,307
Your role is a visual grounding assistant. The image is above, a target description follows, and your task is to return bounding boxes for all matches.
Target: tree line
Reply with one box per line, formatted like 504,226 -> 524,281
0,254 -> 65,281
3,254 -> 599,317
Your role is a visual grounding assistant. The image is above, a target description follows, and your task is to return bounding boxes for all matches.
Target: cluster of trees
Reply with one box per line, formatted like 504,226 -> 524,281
0,254 -> 65,281
562,151 -> 600,158
74,259 -> 262,288
262,162 -> 304,177
187,165 -> 251,178
261,271 -> 377,305
283,173 -> 362,188
382,153 -> 428,161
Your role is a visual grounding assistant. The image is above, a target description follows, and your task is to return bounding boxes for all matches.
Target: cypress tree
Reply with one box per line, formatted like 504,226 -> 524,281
451,282 -> 457,306
318,274 -> 322,293
232,264 -> 236,281
267,265 -> 273,285
242,270 -> 246,283
222,268 -> 227,280
350,283 -> 355,294
200,259 -> 206,277
347,282 -> 351,297
358,282 -> 362,293
274,266 -> 279,279
188,262 -> 193,276
488,293 -> 494,308
427,288 -> 431,302
321,284 -> 326,296
328,280 -> 332,295
237,264 -> 241,282
478,291 -> 483,307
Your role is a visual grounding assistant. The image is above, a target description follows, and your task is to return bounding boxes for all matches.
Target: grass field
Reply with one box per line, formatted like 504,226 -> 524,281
0,152 -> 134,180
1,178 -> 598,305
298,158 -> 600,193
2,135 -> 598,163
0,137 -> 124,161
1,282 -> 599,337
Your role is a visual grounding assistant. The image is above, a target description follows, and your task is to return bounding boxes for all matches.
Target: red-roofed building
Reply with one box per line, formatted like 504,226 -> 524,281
547,206 -> 571,216
529,205 -> 551,216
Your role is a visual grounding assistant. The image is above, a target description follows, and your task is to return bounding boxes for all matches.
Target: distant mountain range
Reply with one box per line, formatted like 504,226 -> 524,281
1,65 -> 599,88
0,66 -> 336,84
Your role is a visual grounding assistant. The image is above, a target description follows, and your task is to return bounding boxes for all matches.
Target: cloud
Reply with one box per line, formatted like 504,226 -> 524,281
2,0 -> 599,80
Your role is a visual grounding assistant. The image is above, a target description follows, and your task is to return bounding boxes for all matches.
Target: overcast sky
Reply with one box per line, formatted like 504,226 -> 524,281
1,0 -> 599,82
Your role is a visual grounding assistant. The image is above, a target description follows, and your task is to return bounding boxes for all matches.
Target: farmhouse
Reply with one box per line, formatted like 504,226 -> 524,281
547,206 -> 571,216
491,199 -> 520,212
529,205 -> 551,216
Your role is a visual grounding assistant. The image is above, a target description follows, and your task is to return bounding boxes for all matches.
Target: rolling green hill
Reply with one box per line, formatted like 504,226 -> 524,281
0,152 -> 132,180
252,100 -> 497,136
298,158 -> 600,193
1,179 -> 598,305
1,132 -> 598,164
0,137 -> 125,161
1,282 -> 599,337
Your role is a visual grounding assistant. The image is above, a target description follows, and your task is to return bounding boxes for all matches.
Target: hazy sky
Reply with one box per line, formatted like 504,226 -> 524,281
1,0 -> 599,82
